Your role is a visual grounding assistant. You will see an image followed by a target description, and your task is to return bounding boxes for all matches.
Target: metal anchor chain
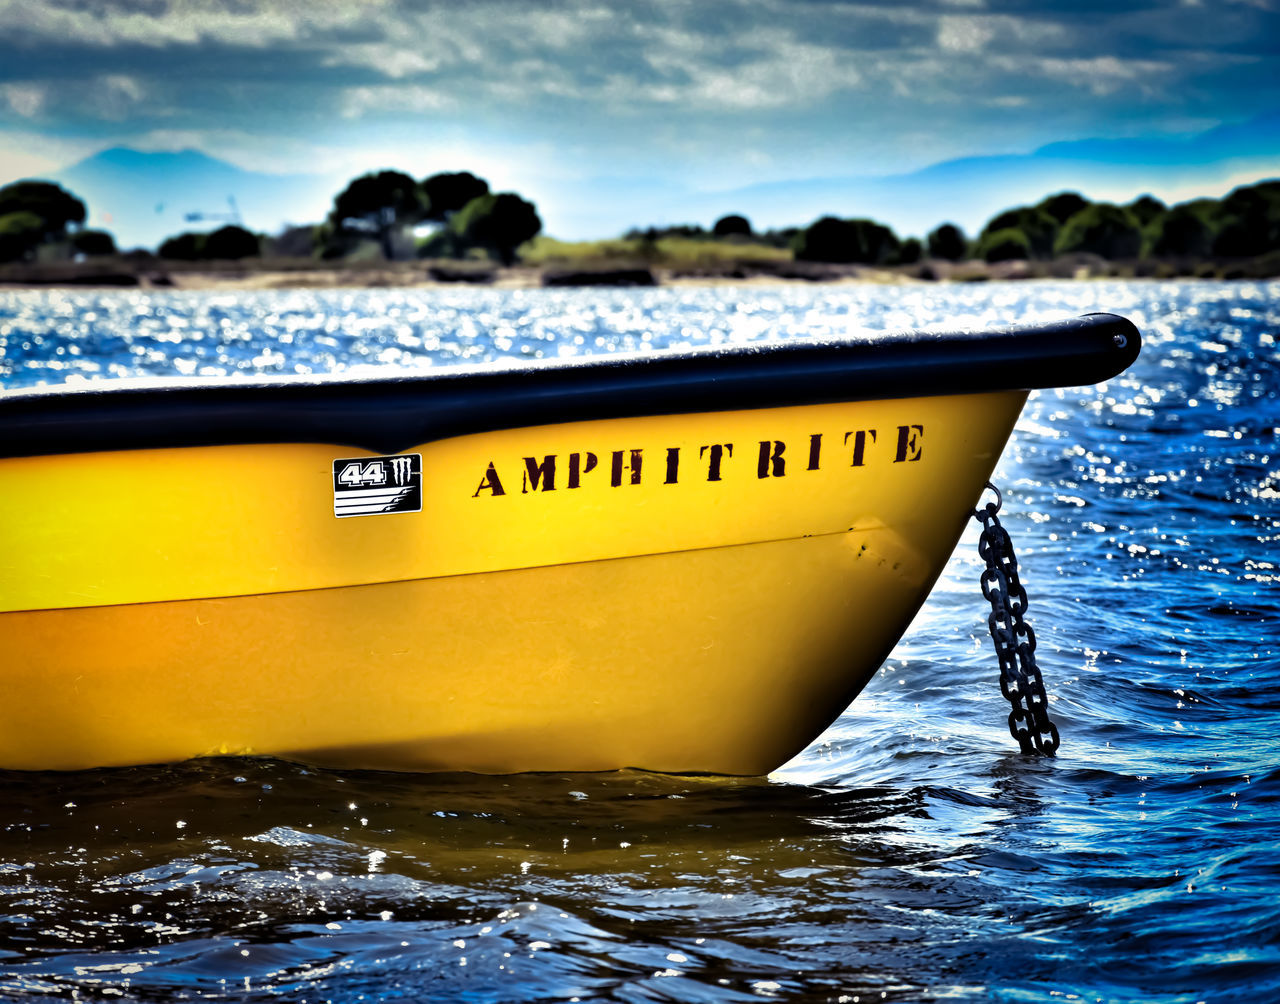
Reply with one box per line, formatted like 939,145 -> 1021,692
973,483 -> 1060,756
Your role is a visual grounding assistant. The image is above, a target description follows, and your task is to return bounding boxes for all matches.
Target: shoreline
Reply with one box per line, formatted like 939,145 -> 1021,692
1,254 -> 1275,291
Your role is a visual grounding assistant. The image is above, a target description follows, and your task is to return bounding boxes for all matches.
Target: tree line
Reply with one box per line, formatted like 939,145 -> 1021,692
0,169 -> 543,266
1,169 -> 1277,271
756,182 -> 1280,267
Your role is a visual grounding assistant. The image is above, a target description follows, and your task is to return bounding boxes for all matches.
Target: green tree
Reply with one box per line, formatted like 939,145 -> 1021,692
980,227 -> 1031,262
926,222 -> 967,261
794,217 -> 900,264
158,231 -> 207,260
1036,191 -> 1090,224
0,211 -> 46,262
1211,180 -> 1280,257
1126,194 -> 1167,226
979,206 -> 1058,258
71,229 -> 116,257
1146,203 -> 1214,257
0,180 -> 86,239
450,192 -> 542,265
712,214 -> 752,238
1054,203 -> 1142,259
896,237 -> 923,264
204,225 -> 260,260
422,172 -> 490,222
330,170 -> 425,260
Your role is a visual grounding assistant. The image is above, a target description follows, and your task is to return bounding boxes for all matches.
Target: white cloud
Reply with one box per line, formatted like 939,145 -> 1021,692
0,0 -> 394,49
992,55 -> 1177,97
627,25 -> 864,110
93,74 -> 148,120
0,75 -> 148,123
1,83 -> 48,118
938,16 -> 996,53
339,84 -> 455,118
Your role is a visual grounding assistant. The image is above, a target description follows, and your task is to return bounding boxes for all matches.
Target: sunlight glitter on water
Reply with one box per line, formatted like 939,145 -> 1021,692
2,280 -> 1278,1003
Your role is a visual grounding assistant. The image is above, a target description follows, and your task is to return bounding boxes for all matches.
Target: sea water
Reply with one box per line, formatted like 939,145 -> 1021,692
1,280 -> 1277,1002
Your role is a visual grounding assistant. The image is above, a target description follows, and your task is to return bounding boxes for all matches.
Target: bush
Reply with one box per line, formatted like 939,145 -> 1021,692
1054,204 -> 1142,259
712,214 -> 752,238
0,210 -> 46,262
0,180 -> 86,235
980,227 -> 1031,263
979,206 -> 1059,258
204,225 -> 260,260
1037,192 -> 1090,224
158,231 -> 207,260
926,222 -> 967,261
896,237 -> 923,264
450,192 -> 542,265
1147,204 -> 1214,257
794,216 -> 900,264
422,172 -> 489,222
1127,194 -> 1167,226
70,229 -> 117,256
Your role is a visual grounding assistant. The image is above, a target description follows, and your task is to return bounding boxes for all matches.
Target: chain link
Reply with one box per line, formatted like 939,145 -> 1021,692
973,483 -> 1060,756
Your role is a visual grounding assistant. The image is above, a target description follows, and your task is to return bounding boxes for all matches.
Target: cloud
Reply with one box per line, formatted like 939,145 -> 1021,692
632,26 -> 865,110
937,16 -> 996,53
0,0 -> 1276,193
1,84 -> 47,118
0,74 -> 148,123
339,84 -> 455,118
989,54 -> 1178,98
94,74 -> 148,119
1,0 -> 392,50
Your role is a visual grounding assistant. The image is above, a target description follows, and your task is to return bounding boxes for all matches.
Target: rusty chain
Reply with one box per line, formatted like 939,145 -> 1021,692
973,483 -> 1060,756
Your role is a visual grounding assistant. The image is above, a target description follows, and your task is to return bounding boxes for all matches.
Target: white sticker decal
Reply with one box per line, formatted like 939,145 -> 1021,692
332,453 -> 422,518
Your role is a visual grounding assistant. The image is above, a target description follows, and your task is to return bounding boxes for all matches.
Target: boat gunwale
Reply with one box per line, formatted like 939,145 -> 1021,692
0,312 -> 1140,458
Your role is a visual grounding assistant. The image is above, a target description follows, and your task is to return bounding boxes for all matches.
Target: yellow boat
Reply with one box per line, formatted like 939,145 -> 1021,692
0,313 -> 1139,774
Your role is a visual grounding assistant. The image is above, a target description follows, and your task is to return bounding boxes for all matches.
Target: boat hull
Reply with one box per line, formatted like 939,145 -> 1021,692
1,389 -> 1026,773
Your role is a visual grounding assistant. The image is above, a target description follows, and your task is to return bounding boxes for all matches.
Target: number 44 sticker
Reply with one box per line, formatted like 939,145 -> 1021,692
332,453 -> 422,518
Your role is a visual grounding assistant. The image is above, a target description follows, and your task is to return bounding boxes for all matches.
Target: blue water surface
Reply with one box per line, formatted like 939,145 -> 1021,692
1,280 -> 1277,1002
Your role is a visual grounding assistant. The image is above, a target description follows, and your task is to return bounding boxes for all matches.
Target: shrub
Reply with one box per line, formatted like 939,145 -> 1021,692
204,225 -> 260,260
979,206 -> 1059,258
926,222 -> 967,261
896,237 -> 923,264
158,231 -> 207,261
1054,204 -> 1142,259
1146,204 -> 1214,257
0,210 -> 46,262
71,229 -> 117,256
712,214 -> 752,238
450,192 -> 542,265
1037,192 -> 1090,224
980,227 -> 1031,262
794,216 -> 899,264
1127,194 -> 1167,226
422,172 -> 489,222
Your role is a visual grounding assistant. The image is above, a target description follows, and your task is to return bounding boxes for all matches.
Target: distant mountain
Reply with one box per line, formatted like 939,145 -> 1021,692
53,148 -> 343,250
41,111 -> 1280,248
656,112 -> 1280,239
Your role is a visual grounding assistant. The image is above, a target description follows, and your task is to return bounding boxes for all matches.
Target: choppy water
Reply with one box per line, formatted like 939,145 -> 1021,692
1,281 -> 1277,1002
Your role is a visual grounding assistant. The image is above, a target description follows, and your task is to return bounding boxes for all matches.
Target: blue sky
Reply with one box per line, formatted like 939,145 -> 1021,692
2,0 -> 1278,241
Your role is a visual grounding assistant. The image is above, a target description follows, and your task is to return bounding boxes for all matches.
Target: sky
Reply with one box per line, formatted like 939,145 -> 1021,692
1,0 -> 1278,242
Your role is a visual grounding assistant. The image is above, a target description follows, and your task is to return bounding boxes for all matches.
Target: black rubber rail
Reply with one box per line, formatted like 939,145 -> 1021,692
0,312 -> 1140,459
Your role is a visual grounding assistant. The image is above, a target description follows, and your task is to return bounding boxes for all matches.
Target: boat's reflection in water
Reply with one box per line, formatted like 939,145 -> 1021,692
4,755 -> 1046,1000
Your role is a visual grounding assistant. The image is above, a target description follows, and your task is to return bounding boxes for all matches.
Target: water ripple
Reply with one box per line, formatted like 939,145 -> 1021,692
2,280 -> 1277,1002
